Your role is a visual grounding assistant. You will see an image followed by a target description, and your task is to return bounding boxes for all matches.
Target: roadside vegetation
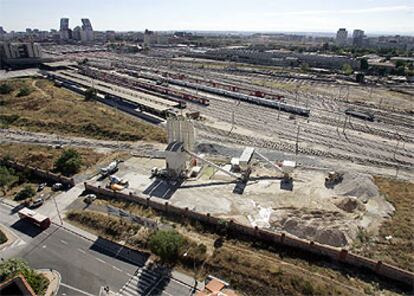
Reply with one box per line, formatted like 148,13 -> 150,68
0,258 -> 49,296
66,210 -> 141,240
0,143 -> 103,173
0,78 -> 166,142
0,229 -> 7,245
53,148 -> 83,176
352,177 -> 414,272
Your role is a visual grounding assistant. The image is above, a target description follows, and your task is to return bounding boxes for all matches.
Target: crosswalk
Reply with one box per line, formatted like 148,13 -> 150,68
119,266 -> 164,296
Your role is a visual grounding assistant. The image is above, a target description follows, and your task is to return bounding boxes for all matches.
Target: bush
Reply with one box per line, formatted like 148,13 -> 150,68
14,185 -> 35,201
148,230 -> 186,263
16,87 -> 32,97
0,166 -> 18,195
342,63 -> 353,75
84,88 -> 96,101
0,229 -> 7,244
0,83 -> 13,94
0,258 -> 49,296
54,149 -> 83,176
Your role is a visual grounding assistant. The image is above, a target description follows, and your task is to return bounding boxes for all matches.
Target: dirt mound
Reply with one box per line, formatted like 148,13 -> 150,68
269,208 -> 350,247
335,197 -> 365,213
334,172 -> 379,202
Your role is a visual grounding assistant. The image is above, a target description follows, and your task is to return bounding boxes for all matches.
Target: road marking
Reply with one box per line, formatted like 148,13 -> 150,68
60,239 -> 68,245
96,257 -> 106,264
77,248 -> 86,254
112,265 -> 122,272
60,283 -> 95,296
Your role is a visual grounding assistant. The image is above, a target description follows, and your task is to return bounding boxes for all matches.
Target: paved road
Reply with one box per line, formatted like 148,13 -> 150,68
0,201 -> 201,296
0,203 -> 144,295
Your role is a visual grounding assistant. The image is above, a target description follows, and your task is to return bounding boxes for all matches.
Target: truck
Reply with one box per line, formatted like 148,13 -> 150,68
18,208 -> 51,230
100,160 -> 122,176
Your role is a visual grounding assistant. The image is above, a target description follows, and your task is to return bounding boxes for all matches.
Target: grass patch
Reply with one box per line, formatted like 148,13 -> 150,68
66,210 -> 141,240
358,176 -> 414,272
0,78 -> 166,142
0,143 -> 103,172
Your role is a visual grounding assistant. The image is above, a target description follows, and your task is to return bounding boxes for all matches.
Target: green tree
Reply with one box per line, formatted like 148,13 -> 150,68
342,63 -> 353,75
54,149 -> 83,176
0,258 -> 49,295
0,166 -> 18,196
360,58 -> 369,71
148,230 -> 185,263
16,86 -> 32,97
14,185 -> 35,201
300,63 -> 309,72
0,83 -> 13,95
84,87 -> 97,101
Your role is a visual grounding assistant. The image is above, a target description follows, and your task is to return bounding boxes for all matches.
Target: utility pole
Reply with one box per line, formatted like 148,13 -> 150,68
295,124 -> 301,160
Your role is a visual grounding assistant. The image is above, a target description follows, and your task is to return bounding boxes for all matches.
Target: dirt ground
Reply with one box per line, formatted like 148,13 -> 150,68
89,156 -> 394,248
0,78 -> 166,142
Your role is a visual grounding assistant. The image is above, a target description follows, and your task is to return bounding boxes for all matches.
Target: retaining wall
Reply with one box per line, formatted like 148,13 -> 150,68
3,160 -> 75,188
84,183 -> 414,287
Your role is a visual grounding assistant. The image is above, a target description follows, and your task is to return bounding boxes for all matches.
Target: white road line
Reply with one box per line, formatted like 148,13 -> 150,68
60,239 -> 68,245
96,257 -> 106,264
112,265 -> 122,272
77,248 -> 86,254
60,282 -> 95,296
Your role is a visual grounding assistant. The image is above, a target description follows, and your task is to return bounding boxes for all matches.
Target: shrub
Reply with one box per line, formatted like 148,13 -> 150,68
0,229 -> 7,244
0,258 -> 49,296
84,88 -> 97,101
14,185 -> 35,201
54,149 -> 83,176
16,87 -> 32,97
0,83 -> 13,94
0,166 -> 18,195
148,230 -> 186,263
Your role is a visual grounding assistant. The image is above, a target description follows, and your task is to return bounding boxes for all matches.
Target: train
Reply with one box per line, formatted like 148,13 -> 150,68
166,78 -> 310,117
345,108 -> 375,122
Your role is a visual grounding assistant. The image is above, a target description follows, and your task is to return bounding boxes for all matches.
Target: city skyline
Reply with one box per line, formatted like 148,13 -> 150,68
0,0 -> 413,35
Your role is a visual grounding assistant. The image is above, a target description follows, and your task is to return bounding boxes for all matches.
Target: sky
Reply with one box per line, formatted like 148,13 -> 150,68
1,0 -> 413,35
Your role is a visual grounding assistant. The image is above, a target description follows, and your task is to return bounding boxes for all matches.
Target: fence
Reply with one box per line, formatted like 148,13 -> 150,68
3,160 -> 75,188
84,183 -> 414,288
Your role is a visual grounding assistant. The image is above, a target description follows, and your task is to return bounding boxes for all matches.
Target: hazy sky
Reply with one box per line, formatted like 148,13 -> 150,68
1,0 -> 413,34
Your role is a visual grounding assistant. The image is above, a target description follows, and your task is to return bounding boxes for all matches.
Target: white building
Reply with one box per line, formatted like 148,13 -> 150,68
352,29 -> 365,47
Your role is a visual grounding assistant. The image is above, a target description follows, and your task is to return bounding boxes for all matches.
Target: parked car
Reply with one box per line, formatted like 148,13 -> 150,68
83,194 -> 97,204
52,183 -> 63,191
29,197 -> 44,209
37,183 -> 47,192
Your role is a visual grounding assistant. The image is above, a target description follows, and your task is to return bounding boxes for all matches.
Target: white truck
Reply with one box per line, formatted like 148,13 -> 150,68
100,160 -> 123,176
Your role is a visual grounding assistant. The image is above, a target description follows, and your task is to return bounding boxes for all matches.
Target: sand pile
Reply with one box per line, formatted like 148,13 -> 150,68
335,197 -> 365,213
334,172 -> 379,202
269,208 -> 350,247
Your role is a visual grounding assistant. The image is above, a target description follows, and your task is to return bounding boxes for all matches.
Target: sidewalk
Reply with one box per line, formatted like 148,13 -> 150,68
37,269 -> 61,296
171,269 -> 205,291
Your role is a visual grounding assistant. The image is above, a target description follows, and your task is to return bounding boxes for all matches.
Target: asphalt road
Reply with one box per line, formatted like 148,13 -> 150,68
0,203 -> 142,295
0,201 -> 201,296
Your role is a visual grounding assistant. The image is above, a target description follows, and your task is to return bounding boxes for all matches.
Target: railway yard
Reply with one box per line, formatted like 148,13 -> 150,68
43,50 -> 414,177
2,45 -> 414,295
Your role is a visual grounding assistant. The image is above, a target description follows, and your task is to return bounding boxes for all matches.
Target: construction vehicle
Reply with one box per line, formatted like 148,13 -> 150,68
150,167 -> 170,179
109,175 -> 129,186
100,160 -> 122,176
325,171 -> 343,188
